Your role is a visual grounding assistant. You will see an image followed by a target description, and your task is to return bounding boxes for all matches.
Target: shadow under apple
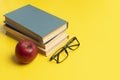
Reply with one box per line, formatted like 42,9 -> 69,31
11,55 -> 29,65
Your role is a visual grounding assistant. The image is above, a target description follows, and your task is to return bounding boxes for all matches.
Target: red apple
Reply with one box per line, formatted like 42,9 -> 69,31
15,40 -> 38,64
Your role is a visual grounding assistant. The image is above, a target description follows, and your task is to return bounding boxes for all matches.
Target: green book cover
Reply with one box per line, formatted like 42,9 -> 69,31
4,4 -> 68,43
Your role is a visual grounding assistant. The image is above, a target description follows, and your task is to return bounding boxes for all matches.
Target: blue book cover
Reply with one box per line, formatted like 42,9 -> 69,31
4,4 -> 68,43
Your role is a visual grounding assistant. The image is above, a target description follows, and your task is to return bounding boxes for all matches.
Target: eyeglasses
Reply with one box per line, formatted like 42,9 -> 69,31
50,36 -> 80,63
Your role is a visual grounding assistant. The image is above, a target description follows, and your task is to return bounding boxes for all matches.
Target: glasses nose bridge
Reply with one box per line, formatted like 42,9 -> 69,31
62,46 -> 68,55
63,44 -> 68,49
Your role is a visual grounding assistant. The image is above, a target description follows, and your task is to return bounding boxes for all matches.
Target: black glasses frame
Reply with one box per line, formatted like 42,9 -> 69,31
50,36 -> 80,63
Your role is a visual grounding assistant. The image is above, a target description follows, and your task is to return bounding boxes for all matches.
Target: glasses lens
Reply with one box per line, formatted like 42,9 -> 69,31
58,49 -> 68,63
67,37 -> 80,50
51,48 -> 68,63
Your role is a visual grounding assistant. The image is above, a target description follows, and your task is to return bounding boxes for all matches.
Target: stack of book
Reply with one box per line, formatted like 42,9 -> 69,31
4,4 -> 68,56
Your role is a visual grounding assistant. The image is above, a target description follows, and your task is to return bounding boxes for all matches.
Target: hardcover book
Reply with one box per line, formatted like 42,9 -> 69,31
4,4 -> 68,44
4,25 -> 67,49
6,31 -> 68,56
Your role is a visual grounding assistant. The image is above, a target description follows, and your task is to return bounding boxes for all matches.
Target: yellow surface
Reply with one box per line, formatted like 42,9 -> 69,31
0,0 -> 120,80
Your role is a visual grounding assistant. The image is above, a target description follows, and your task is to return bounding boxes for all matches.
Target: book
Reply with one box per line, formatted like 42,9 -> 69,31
38,35 -> 68,56
4,24 -> 66,49
4,4 -> 68,44
6,31 -> 68,56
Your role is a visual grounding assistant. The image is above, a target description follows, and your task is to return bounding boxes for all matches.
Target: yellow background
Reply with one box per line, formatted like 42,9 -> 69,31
0,0 -> 120,80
